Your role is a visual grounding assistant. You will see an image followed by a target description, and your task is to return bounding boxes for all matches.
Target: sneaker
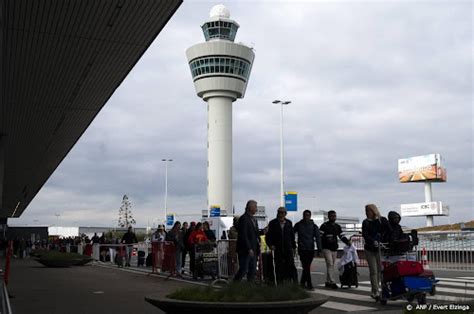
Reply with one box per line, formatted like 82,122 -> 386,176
325,282 -> 332,288
331,283 -> 338,289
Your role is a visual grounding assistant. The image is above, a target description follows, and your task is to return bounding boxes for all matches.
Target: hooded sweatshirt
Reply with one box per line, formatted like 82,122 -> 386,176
387,211 -> 407,243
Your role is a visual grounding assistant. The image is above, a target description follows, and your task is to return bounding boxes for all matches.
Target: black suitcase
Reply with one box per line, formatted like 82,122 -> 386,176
146,253 -> 153,267
339,261 -> 358,288
137,251 -> 146,267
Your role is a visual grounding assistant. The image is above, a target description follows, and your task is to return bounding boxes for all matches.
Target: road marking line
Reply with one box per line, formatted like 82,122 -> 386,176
344,283 -> 470,301
457,277 -> 474,280
435,287 -> 474,295
321,301 -> 377,312
311,287 -> 384,303
360,280 -> 474,289
436,277 -> 474,284
437,281 -> 474,288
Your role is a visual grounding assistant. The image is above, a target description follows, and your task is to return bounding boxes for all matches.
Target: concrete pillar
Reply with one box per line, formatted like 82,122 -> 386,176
207,95 -> 234,215
424,182 -> 433,227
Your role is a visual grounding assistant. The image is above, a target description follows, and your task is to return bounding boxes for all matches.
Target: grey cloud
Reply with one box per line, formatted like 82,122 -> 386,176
14,1 -> 472,228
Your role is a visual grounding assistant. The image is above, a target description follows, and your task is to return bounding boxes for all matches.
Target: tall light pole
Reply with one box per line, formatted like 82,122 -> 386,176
272,100 -> 291,207
161,159 -> 173,225
54,213 -> 60,236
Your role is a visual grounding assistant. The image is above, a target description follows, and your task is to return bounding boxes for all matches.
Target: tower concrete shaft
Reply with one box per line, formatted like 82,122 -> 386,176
186,5 -> 254,216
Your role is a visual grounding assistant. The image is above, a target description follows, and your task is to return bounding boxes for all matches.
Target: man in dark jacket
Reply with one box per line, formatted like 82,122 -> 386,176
320,210 -> 350,289
121,226 -> 138,267
233,200 -> 260,282
294,210 -> 322,290
266,207 -> 297,283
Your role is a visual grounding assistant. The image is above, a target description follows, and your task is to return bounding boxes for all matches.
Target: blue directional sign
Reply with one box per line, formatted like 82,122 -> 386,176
285,192 -> 298,212
166,214 -> 174,226
210,206 -> 221,217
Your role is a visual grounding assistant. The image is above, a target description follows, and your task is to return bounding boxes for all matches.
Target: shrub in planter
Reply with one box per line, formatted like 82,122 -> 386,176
36,251 -> 93,268
145,282 -> 328,314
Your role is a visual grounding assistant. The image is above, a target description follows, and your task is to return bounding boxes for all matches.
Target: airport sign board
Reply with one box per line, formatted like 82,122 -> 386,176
400,202 -> 449,217
284,192 -> 297,212
398,154 -> 447,183
210,206 -> 221,217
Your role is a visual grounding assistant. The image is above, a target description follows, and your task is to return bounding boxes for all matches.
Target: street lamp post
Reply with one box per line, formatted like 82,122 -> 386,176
272,100 -> 291,207
161,159 -> 173,226
54,213 -> 60,236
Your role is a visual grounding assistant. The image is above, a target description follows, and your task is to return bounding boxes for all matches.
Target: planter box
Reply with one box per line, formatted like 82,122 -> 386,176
145,294 -> 328,314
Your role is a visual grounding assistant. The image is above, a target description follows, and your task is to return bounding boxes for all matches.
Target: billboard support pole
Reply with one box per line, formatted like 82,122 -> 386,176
424,182 -> 433,227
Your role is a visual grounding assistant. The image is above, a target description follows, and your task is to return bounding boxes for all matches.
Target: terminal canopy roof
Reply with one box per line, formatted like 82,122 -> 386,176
0,0 -> 182,218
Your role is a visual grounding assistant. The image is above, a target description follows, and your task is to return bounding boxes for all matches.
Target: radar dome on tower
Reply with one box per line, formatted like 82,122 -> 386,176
210,4 -> 230,18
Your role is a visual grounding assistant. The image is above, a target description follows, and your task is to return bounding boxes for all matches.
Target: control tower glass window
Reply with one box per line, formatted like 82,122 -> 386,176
202,21 -> 239,41
189,56 -> 251,81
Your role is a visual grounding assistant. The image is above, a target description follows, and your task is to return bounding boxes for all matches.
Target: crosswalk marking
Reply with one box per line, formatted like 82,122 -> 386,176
311,287 -> 386,303
355,282 -> 471,301
359,280 -> 474,290
436,281 -> 474,288
321,301 -> 377,312
436,277 -> 474,284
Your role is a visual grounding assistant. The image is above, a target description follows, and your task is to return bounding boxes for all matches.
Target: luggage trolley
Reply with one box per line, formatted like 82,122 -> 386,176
378,239 -> 437,305
194,242 -> 218,280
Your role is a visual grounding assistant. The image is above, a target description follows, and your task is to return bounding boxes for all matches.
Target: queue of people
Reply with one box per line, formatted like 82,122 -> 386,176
231,200 -> 412,295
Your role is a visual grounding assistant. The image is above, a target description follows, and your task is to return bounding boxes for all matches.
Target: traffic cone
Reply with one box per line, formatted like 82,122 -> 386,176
421,247 -> 430,270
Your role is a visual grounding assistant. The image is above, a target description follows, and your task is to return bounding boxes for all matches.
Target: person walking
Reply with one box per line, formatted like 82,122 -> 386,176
266,207 -> 298,284
233,200 -> 260,282
121,226 -> 138,267
180,222 -> 189,274
166,221 -> 184,275
362,204 -> 388,300
187,222 -> 208,278
203,221 -> 216,241
294,210 -> 322,290
362,204 -> 387,299
320,210 -> 350,289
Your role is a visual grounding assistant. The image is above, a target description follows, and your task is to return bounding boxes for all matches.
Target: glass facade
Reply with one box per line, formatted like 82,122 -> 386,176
189,56 -> 251,81
202,21 -> 239,41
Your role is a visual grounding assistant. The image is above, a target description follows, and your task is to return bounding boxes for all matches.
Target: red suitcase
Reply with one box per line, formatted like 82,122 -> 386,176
383,261 -> 423,281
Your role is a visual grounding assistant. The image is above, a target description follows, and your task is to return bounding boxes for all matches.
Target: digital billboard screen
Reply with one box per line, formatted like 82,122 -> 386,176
398,154 -> 447,183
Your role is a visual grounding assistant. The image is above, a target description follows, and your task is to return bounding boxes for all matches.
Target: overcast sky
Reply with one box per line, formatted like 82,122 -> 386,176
14,0 -> 473,229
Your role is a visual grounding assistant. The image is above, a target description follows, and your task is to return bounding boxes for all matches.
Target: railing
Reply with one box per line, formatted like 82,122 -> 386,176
216,240 -> 237,279
93,232 -> 474,276
417,231 -> 474,271
1,241 -> 13,314
351,231 -> 474,271
1,271 -> 12,314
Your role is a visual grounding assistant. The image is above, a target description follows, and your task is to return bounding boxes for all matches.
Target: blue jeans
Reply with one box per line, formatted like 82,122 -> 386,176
233,253 -> 257,282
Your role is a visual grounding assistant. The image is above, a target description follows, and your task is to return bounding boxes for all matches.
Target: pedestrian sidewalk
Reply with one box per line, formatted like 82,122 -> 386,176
6,258 -> 195,314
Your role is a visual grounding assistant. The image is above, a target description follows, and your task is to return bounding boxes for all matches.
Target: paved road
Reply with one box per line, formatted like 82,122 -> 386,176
304,259 -> 474,313
7,258 -> 194,314
5,257 -> 474,314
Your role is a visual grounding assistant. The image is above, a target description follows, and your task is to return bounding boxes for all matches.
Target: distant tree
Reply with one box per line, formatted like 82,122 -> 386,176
118,195 -> 136,227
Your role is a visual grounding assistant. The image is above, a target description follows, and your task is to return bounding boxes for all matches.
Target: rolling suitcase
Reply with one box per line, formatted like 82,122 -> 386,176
339,261 -> 358,288
137,251 -> 146,267
146,253 -> 153,267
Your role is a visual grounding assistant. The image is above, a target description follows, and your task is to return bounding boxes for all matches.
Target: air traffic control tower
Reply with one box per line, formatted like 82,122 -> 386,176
186,4 -> 255,216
